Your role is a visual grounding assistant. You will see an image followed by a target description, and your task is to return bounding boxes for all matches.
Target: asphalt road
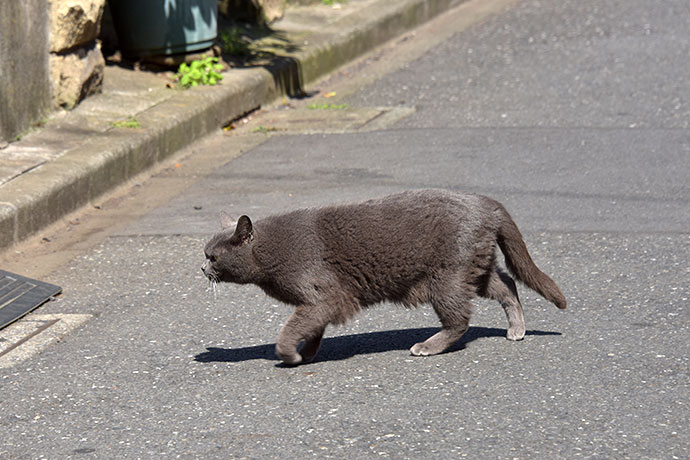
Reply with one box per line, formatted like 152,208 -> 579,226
2,0 -> 688,458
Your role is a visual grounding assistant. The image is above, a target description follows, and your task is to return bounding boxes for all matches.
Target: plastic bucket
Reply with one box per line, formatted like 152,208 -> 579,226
109,0 -> 217,58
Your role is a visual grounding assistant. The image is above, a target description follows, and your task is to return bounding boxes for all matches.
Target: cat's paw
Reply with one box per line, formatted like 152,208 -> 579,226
279,354 -> 303,366
299,350 -> 318,364
410,342 -> 434,356
506,326 -> 525,341
276,348 -> 303,366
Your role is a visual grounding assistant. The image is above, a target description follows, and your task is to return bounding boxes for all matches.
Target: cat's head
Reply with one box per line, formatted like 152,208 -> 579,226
202,212 -> 257,284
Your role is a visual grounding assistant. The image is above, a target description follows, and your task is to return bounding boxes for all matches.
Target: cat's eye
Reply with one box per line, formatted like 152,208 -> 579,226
208,254 -> 217,263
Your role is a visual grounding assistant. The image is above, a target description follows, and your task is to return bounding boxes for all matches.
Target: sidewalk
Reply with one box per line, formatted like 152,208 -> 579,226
0,0 -> 465,252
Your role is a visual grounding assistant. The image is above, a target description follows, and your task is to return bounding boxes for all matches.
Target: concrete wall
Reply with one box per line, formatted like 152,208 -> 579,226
0,0 -> 51,144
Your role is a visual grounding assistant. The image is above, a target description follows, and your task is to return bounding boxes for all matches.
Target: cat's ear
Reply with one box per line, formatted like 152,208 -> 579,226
220,211 -> 236,231
234,215 -> 254,243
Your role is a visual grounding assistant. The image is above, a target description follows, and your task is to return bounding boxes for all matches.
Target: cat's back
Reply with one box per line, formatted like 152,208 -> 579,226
319,189 -> 492,232
315,189 -> 493,262
254,189 -> 497,255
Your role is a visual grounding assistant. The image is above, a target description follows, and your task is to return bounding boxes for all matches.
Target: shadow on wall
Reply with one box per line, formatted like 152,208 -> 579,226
217,15 -> 309,98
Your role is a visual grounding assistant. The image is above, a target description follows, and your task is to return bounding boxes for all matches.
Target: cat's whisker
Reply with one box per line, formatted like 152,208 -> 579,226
211,279 -> 218,302
204,275 -> 219,303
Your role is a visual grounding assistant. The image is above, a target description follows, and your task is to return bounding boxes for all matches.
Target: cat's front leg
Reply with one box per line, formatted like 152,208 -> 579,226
299,327 -> 326,363
276,307 -> 327,366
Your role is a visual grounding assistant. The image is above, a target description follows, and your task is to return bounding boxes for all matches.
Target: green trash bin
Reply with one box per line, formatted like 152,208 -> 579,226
109,0 -> 217,58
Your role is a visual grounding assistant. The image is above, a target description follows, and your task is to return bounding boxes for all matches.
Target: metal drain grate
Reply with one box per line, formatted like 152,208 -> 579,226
0,270 -> 62,330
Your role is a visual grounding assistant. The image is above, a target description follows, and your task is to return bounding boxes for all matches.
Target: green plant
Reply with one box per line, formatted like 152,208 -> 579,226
33,117 -> 49,128
322,0 -> 345,5
306,102 -> 349,110
252,126 -> 278,134
177,56 -> 224,88
112,117 -> 141,128
221,27 -> 251,56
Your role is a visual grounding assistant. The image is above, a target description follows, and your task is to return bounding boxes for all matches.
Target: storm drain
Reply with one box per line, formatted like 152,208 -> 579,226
0,270 -> 62,330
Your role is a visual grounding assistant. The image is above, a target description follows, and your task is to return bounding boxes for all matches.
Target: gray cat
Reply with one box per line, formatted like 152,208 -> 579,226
202,189 -> 566,366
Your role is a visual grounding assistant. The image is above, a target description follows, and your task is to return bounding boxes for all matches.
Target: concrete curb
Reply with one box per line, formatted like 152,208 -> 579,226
0,0 -> 466,251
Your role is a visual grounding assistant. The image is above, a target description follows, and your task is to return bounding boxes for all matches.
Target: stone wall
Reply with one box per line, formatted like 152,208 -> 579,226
0,1 -> 51,145
50,0 -> 106,109
0,0 -> 106,145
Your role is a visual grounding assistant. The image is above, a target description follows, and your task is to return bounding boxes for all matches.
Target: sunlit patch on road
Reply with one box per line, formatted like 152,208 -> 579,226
0,314 -> 91,368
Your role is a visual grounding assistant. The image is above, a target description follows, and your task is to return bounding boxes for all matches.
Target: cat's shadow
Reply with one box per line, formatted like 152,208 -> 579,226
194,327 -> 562,365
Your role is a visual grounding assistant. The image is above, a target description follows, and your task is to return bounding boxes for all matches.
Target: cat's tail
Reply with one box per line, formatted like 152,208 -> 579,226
495,205 -> 567,310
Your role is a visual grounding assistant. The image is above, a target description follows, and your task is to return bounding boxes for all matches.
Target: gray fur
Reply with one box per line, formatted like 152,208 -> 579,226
202,189 -> 566,365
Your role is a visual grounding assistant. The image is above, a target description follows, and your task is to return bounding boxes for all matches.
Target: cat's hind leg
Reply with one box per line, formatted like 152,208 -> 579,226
276,306 -> 328,366
410,288 -> 473,356
481,267 -> 525,341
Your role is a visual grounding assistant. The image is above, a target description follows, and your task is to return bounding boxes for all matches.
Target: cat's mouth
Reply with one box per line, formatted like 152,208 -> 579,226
204,271 -> 220,283
203,266 -> 221,296
201,263 -> 220,283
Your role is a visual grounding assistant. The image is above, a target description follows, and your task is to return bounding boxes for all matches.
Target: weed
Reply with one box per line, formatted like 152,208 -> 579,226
252,126 -> 278,134
177,56 -> 224,88
306,103 -> 349,110
112,117 -> 141,128
33,117 -> 49,128
221,27 -> 251,56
